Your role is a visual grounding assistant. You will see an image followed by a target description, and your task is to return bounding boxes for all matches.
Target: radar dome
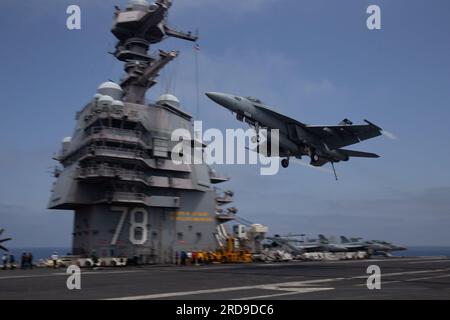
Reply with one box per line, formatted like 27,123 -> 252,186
61,137 -> 72,155
158,94 -> 180,107
112,100 -> 125,108
98,95 -> 114,107
97,82 -> 123,100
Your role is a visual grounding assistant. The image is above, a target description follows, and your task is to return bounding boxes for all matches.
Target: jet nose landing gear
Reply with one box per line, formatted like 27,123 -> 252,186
310,153 -> 320,165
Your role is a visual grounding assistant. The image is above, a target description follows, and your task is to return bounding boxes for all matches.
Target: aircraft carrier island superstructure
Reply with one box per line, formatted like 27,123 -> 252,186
48,0 -> 235,264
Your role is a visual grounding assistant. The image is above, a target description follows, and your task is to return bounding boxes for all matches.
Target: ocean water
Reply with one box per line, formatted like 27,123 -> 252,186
7,247 -> 71,262
393,246 -> 450,257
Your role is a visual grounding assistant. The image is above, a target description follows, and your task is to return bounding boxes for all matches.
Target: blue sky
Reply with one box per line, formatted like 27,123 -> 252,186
1,0 -> 450,247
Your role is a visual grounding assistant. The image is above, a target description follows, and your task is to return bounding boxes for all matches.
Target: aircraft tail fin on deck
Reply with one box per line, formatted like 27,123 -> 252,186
339,149 -> 380,158
341,236 -> 350,243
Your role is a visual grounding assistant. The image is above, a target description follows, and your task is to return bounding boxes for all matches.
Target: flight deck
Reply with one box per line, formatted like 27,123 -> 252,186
0,257 -> 449,300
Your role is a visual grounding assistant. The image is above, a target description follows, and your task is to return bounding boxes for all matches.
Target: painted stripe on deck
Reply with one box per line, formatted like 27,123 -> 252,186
107,268 -> 450,300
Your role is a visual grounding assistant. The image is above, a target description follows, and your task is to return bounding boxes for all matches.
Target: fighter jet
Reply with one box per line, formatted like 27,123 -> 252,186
341,237 -> 407,256
266,236 -> 307,255
268,234 -> 350,253
316,235 -> 349,252
340,236 -> 386,253
0,229 -> 12,252
370,240 -> 407,255
267,235 -> 323,254
206,92 -> 383,179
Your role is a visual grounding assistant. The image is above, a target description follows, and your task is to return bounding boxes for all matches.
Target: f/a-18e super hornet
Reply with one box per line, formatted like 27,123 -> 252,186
268,234 -> 348,253
340,236 -> 407,256
206,92 -> 383,179
369,239 -> 407,255
0,229 -> 12,252
340,236 -> 386,253
266,235 -> 323,255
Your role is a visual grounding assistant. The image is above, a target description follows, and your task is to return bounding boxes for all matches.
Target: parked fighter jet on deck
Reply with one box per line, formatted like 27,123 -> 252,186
338,236 -> 407,256
206,92 -> 383,179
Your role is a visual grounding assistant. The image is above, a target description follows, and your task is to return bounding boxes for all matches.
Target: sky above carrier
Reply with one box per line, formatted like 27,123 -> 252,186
0,0 -> 450,247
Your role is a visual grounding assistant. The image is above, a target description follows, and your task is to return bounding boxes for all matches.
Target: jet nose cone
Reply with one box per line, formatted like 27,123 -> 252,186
205,92 -> 217,99
205,91 -> 235,108
205,92 -> 225,104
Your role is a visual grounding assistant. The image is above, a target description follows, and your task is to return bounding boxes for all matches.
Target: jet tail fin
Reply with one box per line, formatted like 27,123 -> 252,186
339,149 -> 380,158
318,234 -> 329,243
340,236 -> 350,243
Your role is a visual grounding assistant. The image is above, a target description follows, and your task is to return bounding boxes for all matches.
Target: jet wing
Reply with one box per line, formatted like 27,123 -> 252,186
339,149 -> 379,158
305,120 -> 383,150
253,104 -> 306,127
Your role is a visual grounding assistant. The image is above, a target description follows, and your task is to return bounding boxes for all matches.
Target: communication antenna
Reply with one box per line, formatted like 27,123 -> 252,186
194,29 -> 201,119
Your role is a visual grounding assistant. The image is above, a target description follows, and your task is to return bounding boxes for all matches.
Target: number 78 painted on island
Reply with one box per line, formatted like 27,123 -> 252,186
111,207 -> 149,245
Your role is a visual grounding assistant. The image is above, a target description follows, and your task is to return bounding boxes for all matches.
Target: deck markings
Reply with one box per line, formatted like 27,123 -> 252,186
107,285 -> 336,300
234,288 -> 334,300
408,259 -> 450,265
107,268 -> 450,300
384,273 -> 450,284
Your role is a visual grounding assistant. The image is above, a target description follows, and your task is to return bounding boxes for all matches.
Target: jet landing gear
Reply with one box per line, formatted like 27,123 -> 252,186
306,146 -> 319,165
255,122 -> 261,143
281,158 -> 290,168
331,162 -> 339,181
310,153 -> 320,164
309,151 -> 320,165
